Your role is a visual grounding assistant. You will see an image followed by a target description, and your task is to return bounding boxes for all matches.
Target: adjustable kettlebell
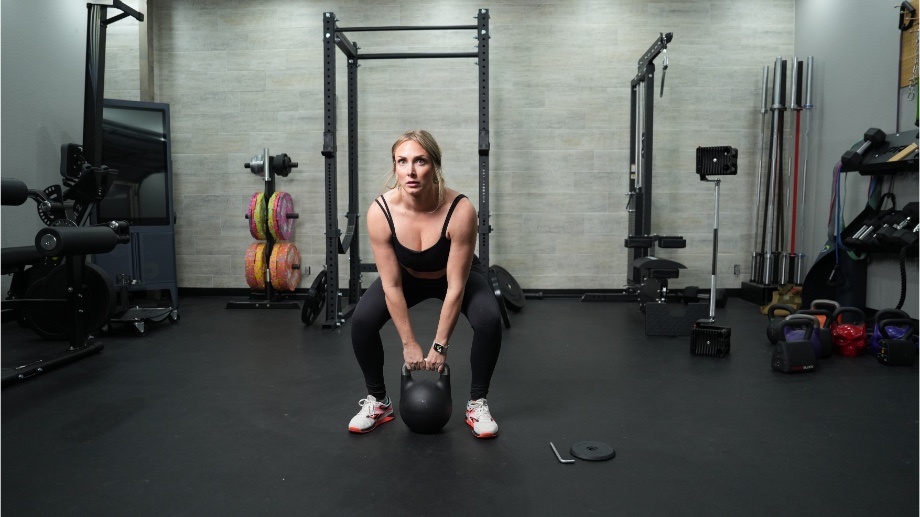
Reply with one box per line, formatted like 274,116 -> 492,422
400,363 -> 452,434
795,309 -> 833,358
784,314 -> 822,359
830,307 -> 867,357
766,304 -> 797,344
876,318 -> 918,366
868,308 -> 910,355
771,317 -> 818,373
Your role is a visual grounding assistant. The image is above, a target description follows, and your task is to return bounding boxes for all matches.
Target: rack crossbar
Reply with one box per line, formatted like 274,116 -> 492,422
337,25 -> 477,32
357,52 -> 478,60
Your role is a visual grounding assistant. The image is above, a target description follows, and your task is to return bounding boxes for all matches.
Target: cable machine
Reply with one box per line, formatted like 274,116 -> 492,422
320,10 -> 491,329
626,32 -> 673,286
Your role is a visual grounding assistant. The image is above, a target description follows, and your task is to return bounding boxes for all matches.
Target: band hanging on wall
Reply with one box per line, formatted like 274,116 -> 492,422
319,10 -> 492,330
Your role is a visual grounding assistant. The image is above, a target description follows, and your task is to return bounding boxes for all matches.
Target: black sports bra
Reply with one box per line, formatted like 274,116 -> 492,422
375,194 -> 467,273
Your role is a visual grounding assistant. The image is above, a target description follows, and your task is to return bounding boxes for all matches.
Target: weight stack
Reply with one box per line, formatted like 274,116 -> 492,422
690,321 -> 731,357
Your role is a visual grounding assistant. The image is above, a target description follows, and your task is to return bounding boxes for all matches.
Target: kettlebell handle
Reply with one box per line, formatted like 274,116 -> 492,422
402,363 -> 450,377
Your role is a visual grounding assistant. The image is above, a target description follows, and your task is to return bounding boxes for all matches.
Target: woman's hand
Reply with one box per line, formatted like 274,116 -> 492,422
425,348 -> 446,372
403,343 -> 426,371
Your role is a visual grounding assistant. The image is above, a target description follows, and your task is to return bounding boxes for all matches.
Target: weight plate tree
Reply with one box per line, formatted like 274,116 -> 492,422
320,10 -> 491,329
228,148 -> 302,310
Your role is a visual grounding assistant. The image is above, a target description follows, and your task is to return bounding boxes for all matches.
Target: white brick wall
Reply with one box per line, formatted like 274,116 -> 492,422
107,0 -> 795,291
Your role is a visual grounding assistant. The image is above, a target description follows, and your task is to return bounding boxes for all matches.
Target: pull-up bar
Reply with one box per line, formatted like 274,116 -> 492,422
337,24 -> 478,32
358,52 -> 478,60
334,23 -> 482,60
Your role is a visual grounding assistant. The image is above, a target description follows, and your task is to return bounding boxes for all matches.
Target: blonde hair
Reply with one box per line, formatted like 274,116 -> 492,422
384,130 -> 446,208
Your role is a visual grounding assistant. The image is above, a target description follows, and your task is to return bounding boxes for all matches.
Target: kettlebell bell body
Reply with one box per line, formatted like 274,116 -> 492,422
400,364 -> 452,434
830,307 -> 867,357
868,308 -> 910,355
772,318 -> 818,373
877,318 -> 918,366
784,314 -> 822,359
795,309 -> 833,358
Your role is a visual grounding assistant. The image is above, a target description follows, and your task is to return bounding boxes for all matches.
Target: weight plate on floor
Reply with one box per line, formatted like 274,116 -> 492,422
248,192 -> 268,240
244,243 -> 267,290
570,441 -> 616,461
268,191 -> 296,241
491,265 -> 525,312
269,242 -> 301,291
489,268 -> 510,329
302,270 -> 327,326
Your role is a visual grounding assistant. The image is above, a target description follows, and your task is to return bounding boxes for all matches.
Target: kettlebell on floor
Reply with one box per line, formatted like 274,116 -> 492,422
400,363 -> 452,434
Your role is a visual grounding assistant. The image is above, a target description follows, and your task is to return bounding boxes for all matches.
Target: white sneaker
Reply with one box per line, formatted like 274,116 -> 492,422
465,398 -> 499,438
347,395 -> 394,434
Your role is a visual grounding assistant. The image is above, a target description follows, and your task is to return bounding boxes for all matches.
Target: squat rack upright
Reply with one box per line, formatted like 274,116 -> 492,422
320,10 -> 491,329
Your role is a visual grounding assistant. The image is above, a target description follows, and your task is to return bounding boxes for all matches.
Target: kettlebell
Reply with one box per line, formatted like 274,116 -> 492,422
766,304 -> 797,344
771,317 -> 818,373
400,363 -> 452,434
876,318 -> 918,366
795,309 -> 833,358
868,308 -> 910,355
830,306 -> 867,357
810,299 -> 840,315
784,314 -> 822,359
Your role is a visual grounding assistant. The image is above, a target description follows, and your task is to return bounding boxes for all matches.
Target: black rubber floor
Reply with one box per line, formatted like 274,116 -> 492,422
2,296 -> 918,516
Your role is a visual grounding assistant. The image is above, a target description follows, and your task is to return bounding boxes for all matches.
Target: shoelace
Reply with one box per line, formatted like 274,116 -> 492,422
468,400 -> 492,421
359,398 -> 385,417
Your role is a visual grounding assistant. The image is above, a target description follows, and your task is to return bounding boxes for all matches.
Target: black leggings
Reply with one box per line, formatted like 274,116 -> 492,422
351,256 -> 502,401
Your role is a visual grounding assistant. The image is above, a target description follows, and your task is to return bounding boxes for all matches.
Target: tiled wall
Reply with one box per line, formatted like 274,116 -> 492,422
105,0 -> 795,291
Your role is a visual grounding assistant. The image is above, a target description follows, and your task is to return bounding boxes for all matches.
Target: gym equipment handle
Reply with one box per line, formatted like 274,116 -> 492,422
1,179 -> 29,206
35,226 -> 127,257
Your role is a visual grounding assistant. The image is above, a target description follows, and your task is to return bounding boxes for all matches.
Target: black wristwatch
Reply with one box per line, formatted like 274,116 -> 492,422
433,341 -> 449,354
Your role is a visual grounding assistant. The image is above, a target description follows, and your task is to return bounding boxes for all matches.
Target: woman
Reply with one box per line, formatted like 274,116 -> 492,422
348,130 -> 503,438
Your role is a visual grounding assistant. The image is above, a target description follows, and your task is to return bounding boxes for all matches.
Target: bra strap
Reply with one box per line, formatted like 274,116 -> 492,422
441,194 -> 467,236
375,195 -> 397,235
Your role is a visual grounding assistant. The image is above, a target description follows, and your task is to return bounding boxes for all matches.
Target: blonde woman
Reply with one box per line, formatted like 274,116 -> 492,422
347,130 -> 502,439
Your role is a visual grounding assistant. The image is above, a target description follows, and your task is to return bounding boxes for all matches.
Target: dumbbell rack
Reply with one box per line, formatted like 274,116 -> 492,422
226,148 -> 301,310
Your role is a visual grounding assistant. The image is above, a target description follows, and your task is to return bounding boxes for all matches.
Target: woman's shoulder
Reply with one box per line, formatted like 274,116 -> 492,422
446,189 -> 471,206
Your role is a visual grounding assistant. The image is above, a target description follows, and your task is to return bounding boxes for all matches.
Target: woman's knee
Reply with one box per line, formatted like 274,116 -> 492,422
469,302 -> 503,340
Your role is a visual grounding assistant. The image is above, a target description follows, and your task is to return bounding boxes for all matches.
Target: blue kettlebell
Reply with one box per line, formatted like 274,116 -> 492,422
400,363 -> 452,434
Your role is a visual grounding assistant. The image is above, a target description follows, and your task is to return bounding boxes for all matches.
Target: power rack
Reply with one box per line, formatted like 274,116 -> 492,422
320,10 -> 492,329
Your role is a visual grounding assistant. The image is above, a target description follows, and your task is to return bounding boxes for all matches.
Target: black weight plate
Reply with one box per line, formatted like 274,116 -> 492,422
488,268 -> 511,329
24,277 -> 68,340
302,270 -> 327,326
570,441 -> 616,461
42,262 -> 116,334
491,265 -> 525,312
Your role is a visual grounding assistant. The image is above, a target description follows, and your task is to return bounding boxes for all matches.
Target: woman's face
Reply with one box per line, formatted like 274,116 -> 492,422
394,140 -> 435,195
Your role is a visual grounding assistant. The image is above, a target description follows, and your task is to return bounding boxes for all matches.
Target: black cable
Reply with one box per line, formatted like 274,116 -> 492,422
896,243 -> 916,310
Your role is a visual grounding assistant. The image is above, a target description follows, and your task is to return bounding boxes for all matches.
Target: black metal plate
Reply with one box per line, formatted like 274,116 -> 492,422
488,268 -> 510,329
301,270 -> 327,326
570,441 -> 616,461
491,265 -> 525,312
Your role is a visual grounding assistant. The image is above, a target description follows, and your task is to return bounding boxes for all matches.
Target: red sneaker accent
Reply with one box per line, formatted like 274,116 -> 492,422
348,414 -> 394,434
465,416 -> 498,439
